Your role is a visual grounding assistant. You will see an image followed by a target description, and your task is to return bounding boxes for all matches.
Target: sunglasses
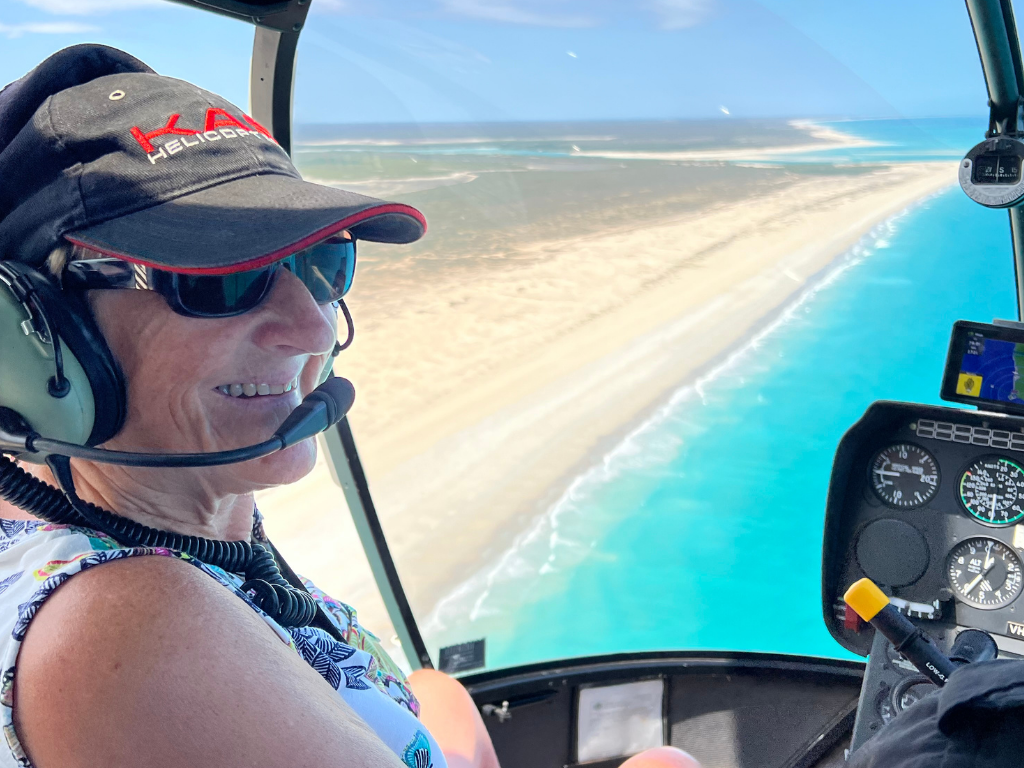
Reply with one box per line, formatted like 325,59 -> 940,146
62,236 -> 357,319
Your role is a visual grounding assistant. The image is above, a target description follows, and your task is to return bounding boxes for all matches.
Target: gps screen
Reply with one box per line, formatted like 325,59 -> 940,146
942,322 -> 1024,408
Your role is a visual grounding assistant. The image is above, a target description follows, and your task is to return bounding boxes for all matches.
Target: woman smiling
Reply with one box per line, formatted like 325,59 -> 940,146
0,44 -> 701,768
0,43 -> 437,768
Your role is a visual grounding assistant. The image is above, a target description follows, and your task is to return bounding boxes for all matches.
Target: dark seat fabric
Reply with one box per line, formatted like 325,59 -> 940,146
848,659 -> 1024,768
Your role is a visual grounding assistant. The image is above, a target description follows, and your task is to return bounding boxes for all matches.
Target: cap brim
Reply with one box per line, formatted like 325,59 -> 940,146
64,173 -> 426,274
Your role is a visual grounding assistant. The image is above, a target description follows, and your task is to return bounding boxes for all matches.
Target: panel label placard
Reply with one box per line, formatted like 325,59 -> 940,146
438,639 -> 486,674
576,678 -> 665,763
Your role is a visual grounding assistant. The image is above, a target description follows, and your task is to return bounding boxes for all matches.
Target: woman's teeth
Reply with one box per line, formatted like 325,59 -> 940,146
217,376 -> 299,398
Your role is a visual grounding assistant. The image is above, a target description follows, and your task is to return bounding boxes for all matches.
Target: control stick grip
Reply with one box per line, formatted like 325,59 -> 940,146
845,578 -> 959,686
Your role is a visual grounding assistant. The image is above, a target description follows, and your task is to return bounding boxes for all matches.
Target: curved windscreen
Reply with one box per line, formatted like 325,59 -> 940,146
261,1 -> 1018,672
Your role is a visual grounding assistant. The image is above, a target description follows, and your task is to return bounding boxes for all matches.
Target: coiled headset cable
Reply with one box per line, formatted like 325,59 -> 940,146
0,454 -> 344,640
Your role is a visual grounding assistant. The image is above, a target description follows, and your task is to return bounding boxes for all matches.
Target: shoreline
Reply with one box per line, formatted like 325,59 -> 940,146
420,195 -> 932,639
257,160 -> 958,660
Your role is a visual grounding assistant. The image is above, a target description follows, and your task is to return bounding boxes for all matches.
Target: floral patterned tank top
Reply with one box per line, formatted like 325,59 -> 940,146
0,517 -> 444,768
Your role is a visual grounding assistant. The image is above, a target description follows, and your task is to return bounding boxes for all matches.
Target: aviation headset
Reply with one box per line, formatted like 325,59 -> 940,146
0,46 -> 148,452
0,259 -> 127,453
0,44 -> 425,632
0,44 -> 422,458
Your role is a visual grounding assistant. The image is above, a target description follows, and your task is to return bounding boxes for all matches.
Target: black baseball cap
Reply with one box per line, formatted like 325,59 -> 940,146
0,44 -> 427,274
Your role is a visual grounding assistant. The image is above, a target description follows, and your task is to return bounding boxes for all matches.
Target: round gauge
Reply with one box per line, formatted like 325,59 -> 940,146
947,537 -> 1024,609
870,444 -> 940,508
892,677 -> 936,715
959,457 -> 1024,526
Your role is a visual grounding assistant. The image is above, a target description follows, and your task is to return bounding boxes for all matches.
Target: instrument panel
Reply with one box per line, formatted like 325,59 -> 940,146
823,400 -> 1024,749
824,400 -> 1024,654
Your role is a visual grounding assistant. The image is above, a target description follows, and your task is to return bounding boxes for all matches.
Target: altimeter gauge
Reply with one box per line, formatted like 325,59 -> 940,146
870,444 -> 940,508
959,457 -> 1024,526
947,537 -> 1024,610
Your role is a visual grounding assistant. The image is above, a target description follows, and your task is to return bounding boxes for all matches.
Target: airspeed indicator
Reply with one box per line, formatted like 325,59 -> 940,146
959,457 -> 1024,526
870,444 -> 940,508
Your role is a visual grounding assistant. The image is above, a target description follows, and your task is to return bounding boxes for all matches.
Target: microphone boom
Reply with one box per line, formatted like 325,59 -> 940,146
0,377 -> 355,468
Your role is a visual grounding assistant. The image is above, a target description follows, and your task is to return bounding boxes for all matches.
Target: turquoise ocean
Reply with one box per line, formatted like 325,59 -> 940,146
419,118 -> 1024,669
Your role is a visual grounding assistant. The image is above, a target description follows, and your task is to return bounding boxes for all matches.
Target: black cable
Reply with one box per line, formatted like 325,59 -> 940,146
0,455 -> 320,629
0,454 -> 76,524
267,538 -> 346,643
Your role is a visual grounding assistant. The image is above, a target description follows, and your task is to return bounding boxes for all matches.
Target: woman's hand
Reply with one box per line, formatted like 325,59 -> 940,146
621,747 -> 703,768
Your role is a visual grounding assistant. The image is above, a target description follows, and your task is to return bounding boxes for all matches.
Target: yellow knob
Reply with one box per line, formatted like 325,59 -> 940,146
844,577 -> 890,622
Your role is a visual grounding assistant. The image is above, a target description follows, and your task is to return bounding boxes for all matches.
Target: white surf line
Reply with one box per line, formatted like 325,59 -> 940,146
573,120 -> 879,164
294,135 -> 619,148
420,189 -> 945,639
788,119 -> 880,148
300,172 -> 479,195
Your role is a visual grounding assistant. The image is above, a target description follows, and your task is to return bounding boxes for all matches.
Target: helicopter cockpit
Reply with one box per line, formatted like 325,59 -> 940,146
3,0 -> 1024,766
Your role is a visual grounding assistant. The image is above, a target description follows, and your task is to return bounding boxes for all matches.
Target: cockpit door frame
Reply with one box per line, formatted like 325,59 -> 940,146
966,0 -> 1024,318
165,0 -> 435,671
249,27 -> 301,156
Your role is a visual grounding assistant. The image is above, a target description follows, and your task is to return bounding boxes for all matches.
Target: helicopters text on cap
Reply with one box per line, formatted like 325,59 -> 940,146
129,107 -> 276,164
0,44 -> 426,275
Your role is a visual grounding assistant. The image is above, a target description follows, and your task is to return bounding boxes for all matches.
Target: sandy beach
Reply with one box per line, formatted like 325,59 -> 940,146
256,159 -> 957,661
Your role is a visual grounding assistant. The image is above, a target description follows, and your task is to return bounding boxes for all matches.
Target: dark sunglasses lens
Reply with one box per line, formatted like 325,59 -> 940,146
289,239 -> 356,304
63,259 -> 136,291
175,269 -> 274,317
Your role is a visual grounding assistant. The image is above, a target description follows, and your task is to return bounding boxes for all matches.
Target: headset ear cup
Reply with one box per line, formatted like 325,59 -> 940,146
0,263 -> 126,446
33,274 -> 126,445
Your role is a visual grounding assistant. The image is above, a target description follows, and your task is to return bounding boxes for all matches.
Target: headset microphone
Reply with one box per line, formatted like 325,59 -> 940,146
0,375 -> 354,468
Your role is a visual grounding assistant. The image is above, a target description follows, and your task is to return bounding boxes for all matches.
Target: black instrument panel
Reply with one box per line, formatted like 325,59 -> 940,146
823,400 -> 1024,656
823,400 -> 1024,749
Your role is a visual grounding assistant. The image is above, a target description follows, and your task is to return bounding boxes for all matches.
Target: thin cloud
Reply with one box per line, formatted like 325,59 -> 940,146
397,34 -> 493,67
16,0 -> 160,14
312,0 -> 715,29
650,0 -> 714,30
438,0 -> 596,27
0,20 -> 99,37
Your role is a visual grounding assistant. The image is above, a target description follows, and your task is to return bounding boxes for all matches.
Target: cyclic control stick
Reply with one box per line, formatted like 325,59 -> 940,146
844,578 -> 958,686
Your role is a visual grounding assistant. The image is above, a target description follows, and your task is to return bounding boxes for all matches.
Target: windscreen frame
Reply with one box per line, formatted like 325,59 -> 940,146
965,0 -> 1024,319
160,0 -> 436,671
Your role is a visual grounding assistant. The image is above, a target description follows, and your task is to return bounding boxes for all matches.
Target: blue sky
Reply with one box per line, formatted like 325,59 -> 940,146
0,0 -> 998,123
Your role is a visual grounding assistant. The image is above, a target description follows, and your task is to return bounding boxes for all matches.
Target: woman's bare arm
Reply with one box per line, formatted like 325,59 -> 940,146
15,554 -> 406,768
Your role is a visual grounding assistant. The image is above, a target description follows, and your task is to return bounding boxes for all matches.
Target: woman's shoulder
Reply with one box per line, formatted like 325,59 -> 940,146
0,519 -> 132,630
0,519 -> 269,765
0,519 -> 194,636
10,551 -> 413,768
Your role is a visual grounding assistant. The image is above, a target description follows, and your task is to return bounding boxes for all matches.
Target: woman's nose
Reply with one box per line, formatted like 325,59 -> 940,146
252,266 -> 337,354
